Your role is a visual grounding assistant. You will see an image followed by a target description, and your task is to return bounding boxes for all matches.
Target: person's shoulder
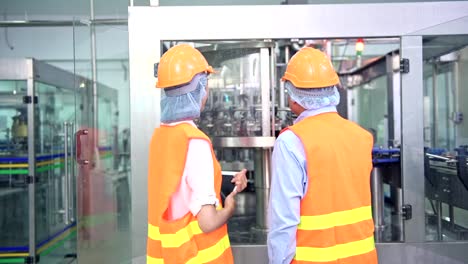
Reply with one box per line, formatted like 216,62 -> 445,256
275,129 -> 302,148
277,129 -> 297,141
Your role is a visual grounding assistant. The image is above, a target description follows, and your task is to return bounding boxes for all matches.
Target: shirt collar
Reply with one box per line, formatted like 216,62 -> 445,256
294,106 -> 337,124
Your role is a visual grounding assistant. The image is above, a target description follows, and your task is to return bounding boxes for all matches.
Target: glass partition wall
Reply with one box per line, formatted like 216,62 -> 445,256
0,56 -> 126,263
0,59 -> 84,264
423,37 -> 468,242
73,21 -> 132,264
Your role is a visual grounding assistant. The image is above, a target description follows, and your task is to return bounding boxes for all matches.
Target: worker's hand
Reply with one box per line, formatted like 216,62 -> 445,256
224,191 -> 237,215
231,169 -> 248,194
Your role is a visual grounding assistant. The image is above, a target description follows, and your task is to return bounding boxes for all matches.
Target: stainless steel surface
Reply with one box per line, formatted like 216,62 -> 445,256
231,242 -> 468,264
253,148 -> 271,230
197,41 -> 274,52
26,62 -> 36,262
129,3 -> 468,41
129,12 -> 160,258
0,19 -> 127,27
0,58 -> 30,79
212,137 -> 275,148
270,45 -> 276,136
63,122 -> 70,224
371,167 -> 385,242
232,245 -> 268,264
376,242 -> 468,264
260,48 -> 271,137
401,36 -> 425,243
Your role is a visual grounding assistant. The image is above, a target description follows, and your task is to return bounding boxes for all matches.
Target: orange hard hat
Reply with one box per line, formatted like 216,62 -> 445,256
156,44 -> 214,88
281,47 -> 339,88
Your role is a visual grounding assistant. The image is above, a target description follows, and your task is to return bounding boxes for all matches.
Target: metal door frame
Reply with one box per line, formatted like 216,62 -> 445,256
128,2 -> 468,263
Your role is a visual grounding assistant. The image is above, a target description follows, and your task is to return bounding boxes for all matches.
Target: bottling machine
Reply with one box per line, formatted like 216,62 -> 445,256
128,3 -> 468,263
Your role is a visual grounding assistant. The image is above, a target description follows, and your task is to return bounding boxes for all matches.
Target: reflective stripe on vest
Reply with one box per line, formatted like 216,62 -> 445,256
295,236 -> 375,262
147,234 -> 231,264
295,206 -> 375,262
148,221 -> 202,248
148,205 -> 223,248
298,205 -> 372,230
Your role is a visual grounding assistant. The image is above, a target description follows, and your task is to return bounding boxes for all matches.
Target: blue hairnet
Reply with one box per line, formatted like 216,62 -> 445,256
285,81 -> 340,110
160,73 -> 208,123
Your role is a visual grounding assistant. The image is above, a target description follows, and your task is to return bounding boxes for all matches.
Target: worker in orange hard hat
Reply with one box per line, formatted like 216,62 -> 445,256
146,44 -> 247,264
268,47 -> 378,264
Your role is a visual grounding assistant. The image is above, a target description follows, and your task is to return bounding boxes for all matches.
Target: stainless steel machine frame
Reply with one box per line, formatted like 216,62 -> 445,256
128,2 -> 468,263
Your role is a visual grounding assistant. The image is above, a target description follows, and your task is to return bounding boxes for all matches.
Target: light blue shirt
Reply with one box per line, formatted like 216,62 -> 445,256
267,106 -> 337,264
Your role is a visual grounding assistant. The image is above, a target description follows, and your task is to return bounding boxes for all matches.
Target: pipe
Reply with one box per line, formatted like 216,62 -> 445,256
278,46 -> 289,119
437,200 -> 443,241
0,19 -> 127,27
271,45 -> 276,135
254,148 -> 271,230
371,166 -> 385,242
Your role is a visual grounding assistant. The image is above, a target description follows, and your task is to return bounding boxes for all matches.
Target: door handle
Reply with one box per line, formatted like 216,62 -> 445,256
63,122 -> 70,224
68,122 -> 75,222
76,129 -> 89,165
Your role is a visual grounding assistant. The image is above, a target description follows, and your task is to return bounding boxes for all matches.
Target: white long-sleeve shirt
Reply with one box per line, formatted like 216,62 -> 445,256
164,120 -> 219,220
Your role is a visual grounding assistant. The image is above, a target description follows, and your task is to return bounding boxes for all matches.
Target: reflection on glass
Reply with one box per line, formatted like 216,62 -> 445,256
353,76 -> 388,147
424,39 -> 468,241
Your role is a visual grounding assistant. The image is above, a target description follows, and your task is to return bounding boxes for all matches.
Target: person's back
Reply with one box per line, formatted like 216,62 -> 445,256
268,47 -> 378,264
287,112 -> 376,263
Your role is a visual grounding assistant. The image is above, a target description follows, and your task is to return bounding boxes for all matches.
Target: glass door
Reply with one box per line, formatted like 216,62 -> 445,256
34,81 -> 78,263
73,20 -> 132,264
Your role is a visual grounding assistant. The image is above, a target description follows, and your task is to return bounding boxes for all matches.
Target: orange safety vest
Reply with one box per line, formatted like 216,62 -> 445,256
146,123 -> 233,264
286,112 -> 378,264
